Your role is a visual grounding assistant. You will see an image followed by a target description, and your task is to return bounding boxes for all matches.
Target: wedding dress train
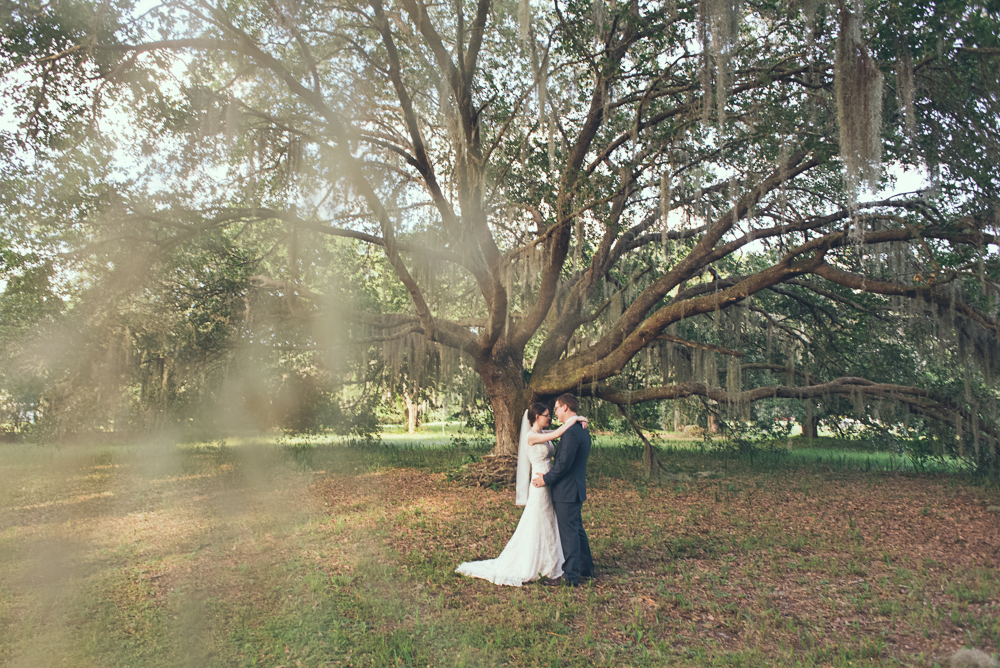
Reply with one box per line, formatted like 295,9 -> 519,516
455,416 -> 563,586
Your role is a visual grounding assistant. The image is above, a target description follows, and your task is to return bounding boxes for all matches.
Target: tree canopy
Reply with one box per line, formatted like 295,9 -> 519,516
1,0 -> 998,469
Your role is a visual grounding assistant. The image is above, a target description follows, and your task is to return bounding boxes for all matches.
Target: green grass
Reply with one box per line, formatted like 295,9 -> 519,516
1,434 -> 998,667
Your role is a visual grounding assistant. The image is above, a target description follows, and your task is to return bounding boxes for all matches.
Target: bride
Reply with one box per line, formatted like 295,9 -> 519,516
455,403 -> 588,586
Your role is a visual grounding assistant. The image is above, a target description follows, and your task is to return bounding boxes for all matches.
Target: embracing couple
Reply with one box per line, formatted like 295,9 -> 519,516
456,393 -> 594,587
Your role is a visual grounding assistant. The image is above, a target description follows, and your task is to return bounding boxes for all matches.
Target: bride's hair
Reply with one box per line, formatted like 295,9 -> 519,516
527,402 -> 550,424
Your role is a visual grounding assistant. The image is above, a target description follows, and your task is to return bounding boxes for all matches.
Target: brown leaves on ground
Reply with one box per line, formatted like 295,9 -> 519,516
315,468 -> 1000,664
4,447 -> 998,666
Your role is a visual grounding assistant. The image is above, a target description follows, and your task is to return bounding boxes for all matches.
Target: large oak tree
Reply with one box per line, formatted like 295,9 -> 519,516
2,0 -> 999,460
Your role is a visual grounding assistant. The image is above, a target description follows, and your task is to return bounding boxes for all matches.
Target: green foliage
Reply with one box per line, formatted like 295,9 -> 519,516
715,413 -> 794,460
0,0 -> 130,146
458,397 -> 495,433
0,0 -> 997,463
271,366 -> 382,438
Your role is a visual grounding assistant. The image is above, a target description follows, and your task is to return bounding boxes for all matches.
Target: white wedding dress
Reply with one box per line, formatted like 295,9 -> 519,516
455,412 -> 564,586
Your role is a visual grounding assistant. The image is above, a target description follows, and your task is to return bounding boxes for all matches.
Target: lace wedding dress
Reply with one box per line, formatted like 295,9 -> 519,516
455,412 -> 564,586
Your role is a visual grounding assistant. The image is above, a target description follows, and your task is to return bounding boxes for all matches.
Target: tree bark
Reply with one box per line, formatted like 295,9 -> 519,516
476,346 -> 528,457
617,404 -> 665,479
802,412 -> 819,439
404,393 -> 418,433
490,392 -> 521,456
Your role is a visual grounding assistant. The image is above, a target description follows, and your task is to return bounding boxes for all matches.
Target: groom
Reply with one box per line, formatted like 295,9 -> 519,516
532,393 -> 594,586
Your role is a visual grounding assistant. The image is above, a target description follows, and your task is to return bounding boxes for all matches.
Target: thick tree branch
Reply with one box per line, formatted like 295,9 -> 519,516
812,263 -> 1000,335
590,378 -> 999,444
591,377 -> 932,407
369,0 -> 461,239
530,149 -> 817,385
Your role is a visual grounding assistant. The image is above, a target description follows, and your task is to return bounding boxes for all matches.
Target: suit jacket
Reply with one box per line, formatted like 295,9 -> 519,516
542,421 -> 590,503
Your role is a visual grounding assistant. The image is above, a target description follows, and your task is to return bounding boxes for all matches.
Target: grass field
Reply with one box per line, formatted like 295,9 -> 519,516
1,433 -> 998,667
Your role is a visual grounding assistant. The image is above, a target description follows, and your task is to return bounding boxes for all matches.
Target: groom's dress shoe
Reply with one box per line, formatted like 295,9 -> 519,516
542,577 -> 576,587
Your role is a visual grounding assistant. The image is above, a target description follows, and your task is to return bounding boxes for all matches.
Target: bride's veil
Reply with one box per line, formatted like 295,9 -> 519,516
515,409 -> 531,506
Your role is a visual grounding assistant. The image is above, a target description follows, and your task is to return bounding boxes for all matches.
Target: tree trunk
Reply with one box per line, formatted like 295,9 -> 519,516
477,348 -> 528,457
404,393 -> 418,434
489,390 -> 522,456
802,414 -> 820,439
140,354 -> 168,430
617,404 -> 664,479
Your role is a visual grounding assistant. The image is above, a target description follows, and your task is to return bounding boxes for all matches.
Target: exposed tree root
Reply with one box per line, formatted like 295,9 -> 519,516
459,454 -> 518,488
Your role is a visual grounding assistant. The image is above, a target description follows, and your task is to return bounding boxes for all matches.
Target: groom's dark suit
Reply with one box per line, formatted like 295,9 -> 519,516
542,420 -> 594,585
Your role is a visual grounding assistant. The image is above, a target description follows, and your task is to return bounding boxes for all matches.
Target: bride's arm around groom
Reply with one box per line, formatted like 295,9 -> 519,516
526,414 -> 587,446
